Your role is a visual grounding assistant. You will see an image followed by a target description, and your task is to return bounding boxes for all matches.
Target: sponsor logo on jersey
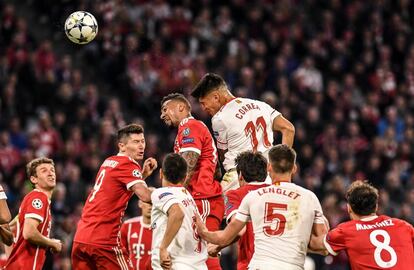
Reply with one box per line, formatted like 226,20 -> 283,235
131,232 -> 138,238
158,192 -> 173,200
182,137 -> 194,144
182,128 -> 190,136
32,198 -> 43,209
223,195 -> 233,212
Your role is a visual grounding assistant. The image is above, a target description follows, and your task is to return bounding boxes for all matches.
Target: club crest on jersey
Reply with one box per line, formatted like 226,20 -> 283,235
159,192 -> 173,200
182,128 -> 190,136
32,198 -> 43,209
132,169 -> 142,178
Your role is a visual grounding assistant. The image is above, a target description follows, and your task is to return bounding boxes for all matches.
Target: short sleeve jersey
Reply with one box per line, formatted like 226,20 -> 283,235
235,182 -> 324,269
0,184 -> 7,200
74,154 -> 147,246
120,216 -> 153,270
212,98 -> 281,171
325,215 -> 414,270
5,190 -> 51,270
225,182 -> 269,270
150,186 -> 207,269
174,117 -> 221,199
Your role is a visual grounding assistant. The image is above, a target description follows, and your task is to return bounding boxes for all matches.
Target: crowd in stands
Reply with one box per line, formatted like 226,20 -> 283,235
0,0 -> 413,269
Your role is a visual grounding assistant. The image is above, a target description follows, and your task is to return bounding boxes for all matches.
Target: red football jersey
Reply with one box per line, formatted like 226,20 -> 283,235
325,215 -> 414,270
224,182 -> 268,270
74,154 -> 147,247
5,190 -> 52,270
174,117 -> 222,199
120,216 -> 152,270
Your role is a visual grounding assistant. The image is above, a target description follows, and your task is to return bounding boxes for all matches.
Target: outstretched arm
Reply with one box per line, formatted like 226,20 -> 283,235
131,183 -> 152,203
160,204 -> 185,270
23,218 -> 62,253
272,115 -> 295,147
195,214 -> 245,246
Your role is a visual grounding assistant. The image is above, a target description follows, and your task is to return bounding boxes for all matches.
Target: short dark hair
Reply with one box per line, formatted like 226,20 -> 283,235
161,93 -> 191,110
268,144 -> 296,173
117,124 -> 144,142
235,151 -> 267,182
26,157 -> 55,178
162,153 -> 187,184
346,181 -> 378,216
191,73 -> 227,98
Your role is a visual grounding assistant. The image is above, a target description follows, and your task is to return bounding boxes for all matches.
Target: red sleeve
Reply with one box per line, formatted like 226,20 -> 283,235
119,222 -> 129,250
224,190 -> 241,223
23,192 -> 48,223
117,160 -> 146,190
324,225 -> 347,255
177,122 -> 203,154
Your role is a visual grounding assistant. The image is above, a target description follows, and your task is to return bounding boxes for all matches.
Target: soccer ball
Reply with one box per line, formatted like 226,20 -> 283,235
64,11 -> 98,44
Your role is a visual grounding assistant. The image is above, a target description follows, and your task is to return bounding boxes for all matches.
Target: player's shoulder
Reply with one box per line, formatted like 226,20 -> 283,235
151,187 -> 176,201
24,189 -> 48,202
386,216 -> 413,228
179,118 -> 207,133
107,155 -> 141,169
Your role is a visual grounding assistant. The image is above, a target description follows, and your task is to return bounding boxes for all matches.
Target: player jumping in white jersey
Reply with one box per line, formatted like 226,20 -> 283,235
151,153 -> 208,270
195,145 -> 327,270
191,73 -> 295,192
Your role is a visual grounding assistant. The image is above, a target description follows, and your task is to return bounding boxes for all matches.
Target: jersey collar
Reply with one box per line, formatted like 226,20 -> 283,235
360,215 -> 378,221
218,97 -> 237,113
179,116 -> 194,126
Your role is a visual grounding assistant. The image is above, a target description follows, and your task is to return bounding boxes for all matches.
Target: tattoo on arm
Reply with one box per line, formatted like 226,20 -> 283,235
180,151 -> 200,187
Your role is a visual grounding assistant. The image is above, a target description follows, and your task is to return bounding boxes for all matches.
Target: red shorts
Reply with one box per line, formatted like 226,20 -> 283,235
71,242 -> 133,270
195,195 -> 224,231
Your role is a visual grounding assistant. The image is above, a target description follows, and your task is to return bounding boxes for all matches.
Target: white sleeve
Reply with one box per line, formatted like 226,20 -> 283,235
0,185 -> 6,200
151,188 -> 180,214
212,116 -> 228,150
235,194 -> 251,222
259,101 -> 281,123
310,192 -> 325,224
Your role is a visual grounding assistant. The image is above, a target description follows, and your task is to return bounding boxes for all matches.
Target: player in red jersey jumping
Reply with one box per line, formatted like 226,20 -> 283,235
310,180 -> 414,270
161,93 -> 224,270
120,188 -> 154,270
4,158 -> 62,270
72,124 -> 158,270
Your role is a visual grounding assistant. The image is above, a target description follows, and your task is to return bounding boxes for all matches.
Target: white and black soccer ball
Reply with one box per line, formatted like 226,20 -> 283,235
64,11 -> 98,44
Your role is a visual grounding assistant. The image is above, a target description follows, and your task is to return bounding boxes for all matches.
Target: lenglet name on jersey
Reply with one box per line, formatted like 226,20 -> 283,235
355,219 -> 394,231
235,103 -> 261,119
257,186 -> 301,199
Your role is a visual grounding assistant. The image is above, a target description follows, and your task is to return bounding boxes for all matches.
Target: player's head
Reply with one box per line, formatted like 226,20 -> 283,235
346,181 -> 378,218
235,151 -> 267,185
26,157 -> 56,190
117,124 -> 145,161
160,153 -> 187,186
160,93 -> 192,127
139,187 -> 155,220
191,73 -> 232,116
268,145 -> 297,181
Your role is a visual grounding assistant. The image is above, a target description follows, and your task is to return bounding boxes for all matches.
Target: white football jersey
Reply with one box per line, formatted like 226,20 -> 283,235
151,186 -> 207,270
235,182 -> 324,270
212,98 -> 280,171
